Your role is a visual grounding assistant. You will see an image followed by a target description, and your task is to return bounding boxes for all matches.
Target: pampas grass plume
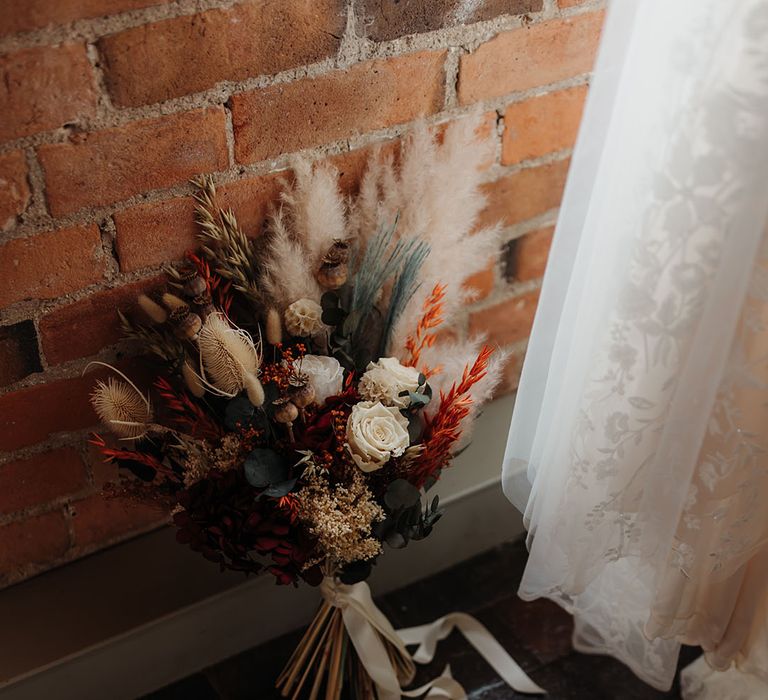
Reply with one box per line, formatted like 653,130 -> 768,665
162,293 -> 187,311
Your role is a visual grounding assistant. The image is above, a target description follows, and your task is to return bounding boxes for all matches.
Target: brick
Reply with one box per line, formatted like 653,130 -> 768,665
0,44 -> 97,141
99,1 -> 344,107
458,12 -> 603,104
559,0 -> 588,6
69,493 -> 165,549
0,448 -> 87,516
0,150 -> 31,230
0,224 -> 107,308
38,107 -> 228,217
0,0 -> 171,36
0,321 -> 42,387
478,158 -> 570,229
359,0 -> 542,42
502,85 -> 587,164
113,172 -> 283,272
0,359 -> 153,452
231,50 -> 446,164
469,290 -> 540,347
503,226 -> 554,281
464,261 -> 496,301
0,510 -> 70,582
39,276 -> 165,365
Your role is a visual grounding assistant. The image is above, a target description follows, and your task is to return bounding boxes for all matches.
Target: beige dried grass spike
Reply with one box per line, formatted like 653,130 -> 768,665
197,312 -> 265,406
88,362 -> 153,440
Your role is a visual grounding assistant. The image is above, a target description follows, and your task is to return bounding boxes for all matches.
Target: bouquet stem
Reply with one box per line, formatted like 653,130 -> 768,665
276,602 -> 350,700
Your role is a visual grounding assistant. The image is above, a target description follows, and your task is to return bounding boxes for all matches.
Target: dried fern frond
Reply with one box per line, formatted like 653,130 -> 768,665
193,176 -> 263,309
89,363 -> 153,440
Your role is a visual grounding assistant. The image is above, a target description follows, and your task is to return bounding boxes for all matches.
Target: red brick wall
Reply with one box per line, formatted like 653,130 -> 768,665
0,0 -> 604,587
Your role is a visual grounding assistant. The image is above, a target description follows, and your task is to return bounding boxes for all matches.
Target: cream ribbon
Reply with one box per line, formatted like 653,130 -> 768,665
320,577 -> 546,699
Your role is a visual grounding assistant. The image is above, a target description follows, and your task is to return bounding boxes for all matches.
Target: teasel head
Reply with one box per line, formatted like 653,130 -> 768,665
316,240 -> 350,290
170,305 -> 202,340
265,307 -> 282,346
88,363 -> 152,440
197,312 -> 264,406
137,294 -> 167,324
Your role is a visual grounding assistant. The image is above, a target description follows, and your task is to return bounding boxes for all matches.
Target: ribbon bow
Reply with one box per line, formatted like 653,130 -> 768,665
321,577 -> 546,699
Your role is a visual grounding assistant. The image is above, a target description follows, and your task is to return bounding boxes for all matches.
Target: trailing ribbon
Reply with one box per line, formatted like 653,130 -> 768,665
320,577 -> 546,699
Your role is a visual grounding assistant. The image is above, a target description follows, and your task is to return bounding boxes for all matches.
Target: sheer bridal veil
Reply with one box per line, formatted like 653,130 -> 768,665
502,0 -> 768,694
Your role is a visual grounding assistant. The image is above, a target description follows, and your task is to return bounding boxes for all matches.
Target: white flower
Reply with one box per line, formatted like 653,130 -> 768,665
285,298 -> 324,337
358,357 -> 421,408
294,355 -> 344,405
345,401 -> 410,472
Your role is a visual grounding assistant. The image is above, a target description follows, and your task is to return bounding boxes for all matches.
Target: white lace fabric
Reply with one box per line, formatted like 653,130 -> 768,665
503,0 -> 768,693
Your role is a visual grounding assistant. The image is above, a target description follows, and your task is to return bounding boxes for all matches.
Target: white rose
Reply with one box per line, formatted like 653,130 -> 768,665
358,357 -> 422,408
285,299 -> 324,337
345,401 -> 410,472
293,355 -> 344,405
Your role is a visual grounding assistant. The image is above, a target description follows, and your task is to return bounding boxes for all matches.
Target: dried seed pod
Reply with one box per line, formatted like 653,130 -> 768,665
265,307 -> 282,346
193,292 -> 215,319
171,307 -> 202,339
137,294 -> 167,324
184,275 -> 207,298
316,262 -> 348,290
288,374 -> 315,409
273,397 -> 298,442
316,240 -> 350,290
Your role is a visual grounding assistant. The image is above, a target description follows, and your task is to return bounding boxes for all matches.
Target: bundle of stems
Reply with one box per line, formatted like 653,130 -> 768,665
275,601 -> 349,700
275,596 -> 412,700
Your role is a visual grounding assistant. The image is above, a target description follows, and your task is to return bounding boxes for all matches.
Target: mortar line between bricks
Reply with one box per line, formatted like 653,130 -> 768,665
0,6 -> 602,159
0,73 -> 591,247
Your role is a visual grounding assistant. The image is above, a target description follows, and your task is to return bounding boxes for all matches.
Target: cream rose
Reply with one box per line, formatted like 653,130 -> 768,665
293,355 -> 344,405
345,401 -> 410,472
358,357 -> 421,408
284,299 -> 324,337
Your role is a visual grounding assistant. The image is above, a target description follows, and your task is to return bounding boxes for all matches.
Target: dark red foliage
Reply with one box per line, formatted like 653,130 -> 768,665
154,376 -> 223,441
173,469 -> 320,586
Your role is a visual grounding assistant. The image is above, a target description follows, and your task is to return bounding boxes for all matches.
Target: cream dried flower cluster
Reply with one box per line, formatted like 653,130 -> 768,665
296,471 -> 385,567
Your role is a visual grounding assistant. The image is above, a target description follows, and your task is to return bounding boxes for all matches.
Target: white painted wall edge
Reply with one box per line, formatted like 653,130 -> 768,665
0,395 -> 525,700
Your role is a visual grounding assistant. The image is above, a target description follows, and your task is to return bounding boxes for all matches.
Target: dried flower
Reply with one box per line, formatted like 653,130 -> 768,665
89,364 -> 152,440
345,400 -> 410,472
293,355 -> 344,405
265,307 -> 283,346
358,357 -> 421,408
162,293 -> 187,311
197,312 -> 264,406
137,294 -> 167,324
295,471 -> 384,566
284,298 -> 324,337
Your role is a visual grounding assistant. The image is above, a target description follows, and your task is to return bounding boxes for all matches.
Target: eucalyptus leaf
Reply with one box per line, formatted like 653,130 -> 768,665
244,448 -> 288,488
224,396 -> 255,431
262,478 -> 297,498
384,479 -> 421,510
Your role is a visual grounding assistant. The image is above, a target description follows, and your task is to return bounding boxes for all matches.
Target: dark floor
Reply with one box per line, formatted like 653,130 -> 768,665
144,539 -> 700,699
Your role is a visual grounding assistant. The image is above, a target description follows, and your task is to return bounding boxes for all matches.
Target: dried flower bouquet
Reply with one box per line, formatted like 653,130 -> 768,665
89,115 -> 510,699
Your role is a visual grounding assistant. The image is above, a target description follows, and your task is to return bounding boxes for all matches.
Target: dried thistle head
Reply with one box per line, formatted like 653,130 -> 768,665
197,312 -> 264,405
90,374 -> 152,440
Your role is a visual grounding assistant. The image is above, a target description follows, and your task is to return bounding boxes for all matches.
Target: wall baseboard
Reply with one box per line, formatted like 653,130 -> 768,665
0,396 -> 523,700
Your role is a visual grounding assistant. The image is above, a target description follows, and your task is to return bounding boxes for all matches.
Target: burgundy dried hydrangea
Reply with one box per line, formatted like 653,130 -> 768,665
173,469 -> 321,586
